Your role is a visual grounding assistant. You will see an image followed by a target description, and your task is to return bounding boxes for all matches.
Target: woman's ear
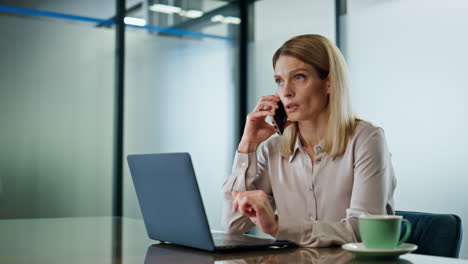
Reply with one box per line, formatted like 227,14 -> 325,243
325,76 -> 331,94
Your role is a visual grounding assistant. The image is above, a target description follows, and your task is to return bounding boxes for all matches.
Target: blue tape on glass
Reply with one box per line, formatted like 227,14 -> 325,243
0,4 -> 234,41
126,24 -> 234,41
0,4 -> 115,25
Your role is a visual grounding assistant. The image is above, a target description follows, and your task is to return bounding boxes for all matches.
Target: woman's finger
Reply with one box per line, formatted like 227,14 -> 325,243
238,201 -> 248,215
232,198 -> 238,213
253,95 -> 280,112
237,195 -> 255,217
250,217 -> 258,225
248,110 -> 275,120
231,191 -> 240,213
259,95 -> 280,103
255,100 -> 279,112
240,203 -> 256,217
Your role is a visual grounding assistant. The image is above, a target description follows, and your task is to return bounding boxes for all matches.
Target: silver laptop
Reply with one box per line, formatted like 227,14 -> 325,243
127,153 -> 296,252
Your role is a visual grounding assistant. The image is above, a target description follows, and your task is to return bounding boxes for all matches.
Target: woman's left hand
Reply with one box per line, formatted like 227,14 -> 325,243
231,190 -> 279,237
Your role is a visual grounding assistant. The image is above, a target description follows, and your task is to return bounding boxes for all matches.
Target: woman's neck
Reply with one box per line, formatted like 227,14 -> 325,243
298,112 -> 328,149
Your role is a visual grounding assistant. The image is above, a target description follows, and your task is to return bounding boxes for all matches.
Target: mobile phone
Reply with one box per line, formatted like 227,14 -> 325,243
272,101 -> 288,135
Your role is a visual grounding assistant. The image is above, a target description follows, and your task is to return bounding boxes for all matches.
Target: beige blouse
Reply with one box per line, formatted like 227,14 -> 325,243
221,120 -> 396,247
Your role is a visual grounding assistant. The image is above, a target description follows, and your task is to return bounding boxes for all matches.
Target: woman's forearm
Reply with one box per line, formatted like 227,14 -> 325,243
238,140 -> 259,153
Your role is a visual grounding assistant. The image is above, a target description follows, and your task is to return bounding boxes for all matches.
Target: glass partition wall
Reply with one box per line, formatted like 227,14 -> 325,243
0,0 -> 240,232
0,1 -> 116,218
123,0 -> 239,231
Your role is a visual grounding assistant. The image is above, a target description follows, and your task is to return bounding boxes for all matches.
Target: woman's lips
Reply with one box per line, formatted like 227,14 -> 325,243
285,103 -> 299,113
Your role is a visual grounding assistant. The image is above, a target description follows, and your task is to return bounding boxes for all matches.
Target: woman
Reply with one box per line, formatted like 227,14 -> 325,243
221,34 -> 396,247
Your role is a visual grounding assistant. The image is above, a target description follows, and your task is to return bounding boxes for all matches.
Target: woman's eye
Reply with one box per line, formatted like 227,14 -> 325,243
295,74 -> 306,81
275,79 -> 283,85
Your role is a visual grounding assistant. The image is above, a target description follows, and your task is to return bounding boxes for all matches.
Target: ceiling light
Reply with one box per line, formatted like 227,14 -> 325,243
182,10 -> 204,19
211,15 -> 224,23
124,17 -> 146,26
223,16 -> 241,24
211,15 -> 241,25
149,4 -> 182,14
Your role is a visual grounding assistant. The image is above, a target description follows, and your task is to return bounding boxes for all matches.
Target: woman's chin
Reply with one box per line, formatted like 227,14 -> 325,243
286,113 -> 302,122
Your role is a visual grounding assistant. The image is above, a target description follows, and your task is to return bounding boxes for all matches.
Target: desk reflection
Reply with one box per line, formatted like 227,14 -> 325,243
348,258 -> 413,264
144,244 -> 355,264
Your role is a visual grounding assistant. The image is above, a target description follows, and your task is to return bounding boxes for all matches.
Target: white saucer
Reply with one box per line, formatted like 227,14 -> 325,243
342,243 -> 418,259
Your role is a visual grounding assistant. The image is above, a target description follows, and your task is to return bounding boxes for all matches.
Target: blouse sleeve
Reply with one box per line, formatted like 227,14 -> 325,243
276,128 -> 396,247
347,127 -> 396,240
221,144 -> 276,235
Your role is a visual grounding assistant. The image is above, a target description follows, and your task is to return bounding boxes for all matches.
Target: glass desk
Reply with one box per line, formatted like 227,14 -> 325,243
0,217 -> 466,264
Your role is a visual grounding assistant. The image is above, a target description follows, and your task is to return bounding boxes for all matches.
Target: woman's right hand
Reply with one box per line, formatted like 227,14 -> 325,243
238,95 -> 281,153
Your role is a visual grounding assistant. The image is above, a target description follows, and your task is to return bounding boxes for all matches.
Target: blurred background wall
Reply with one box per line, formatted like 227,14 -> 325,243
340,1 -> 468,257
0,7 -> 115,218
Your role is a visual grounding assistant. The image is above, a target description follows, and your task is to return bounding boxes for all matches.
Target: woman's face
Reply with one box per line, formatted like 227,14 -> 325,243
274,55 -> 330,122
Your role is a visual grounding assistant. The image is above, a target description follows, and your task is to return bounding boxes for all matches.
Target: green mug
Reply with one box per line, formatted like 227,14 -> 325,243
359,215 -> 411,249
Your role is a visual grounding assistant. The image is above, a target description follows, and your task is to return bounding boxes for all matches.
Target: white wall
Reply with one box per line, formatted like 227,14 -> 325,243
123,32 -> 236,231
342,0 -> 468,258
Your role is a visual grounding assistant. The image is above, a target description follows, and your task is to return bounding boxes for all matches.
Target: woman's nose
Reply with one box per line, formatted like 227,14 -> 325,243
280,82 -> 294,98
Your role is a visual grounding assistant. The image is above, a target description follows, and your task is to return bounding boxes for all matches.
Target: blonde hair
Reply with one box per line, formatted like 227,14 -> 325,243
273,34 -> 358,158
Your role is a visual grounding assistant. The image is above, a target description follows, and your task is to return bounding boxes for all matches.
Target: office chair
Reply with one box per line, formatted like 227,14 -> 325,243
396,210 -> 463,258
